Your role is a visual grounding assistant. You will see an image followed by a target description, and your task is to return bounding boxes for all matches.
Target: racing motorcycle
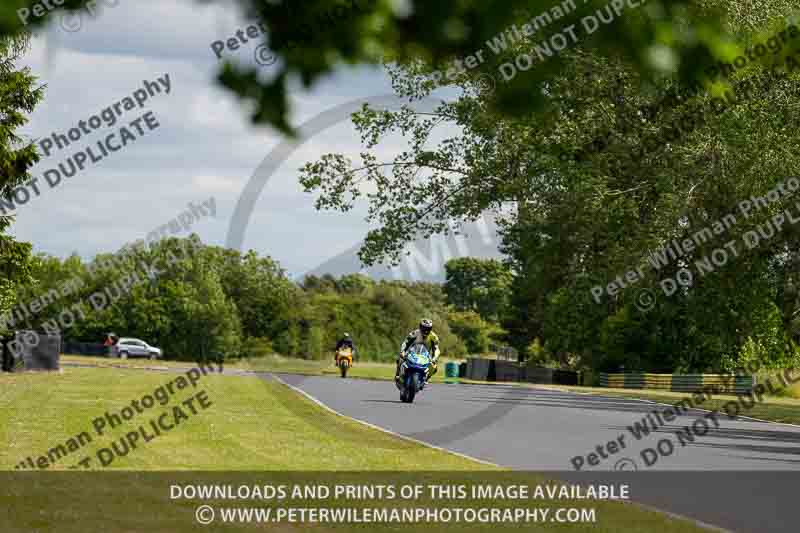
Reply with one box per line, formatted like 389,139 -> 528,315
396,343 -> 431,403
335,346 -> 353,378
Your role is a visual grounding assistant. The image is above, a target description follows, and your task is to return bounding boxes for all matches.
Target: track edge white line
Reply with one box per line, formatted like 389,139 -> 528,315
271,374 -> 729,532
271,373 -> 499,468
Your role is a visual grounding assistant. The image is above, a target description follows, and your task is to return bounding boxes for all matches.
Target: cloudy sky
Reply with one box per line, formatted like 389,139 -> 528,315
10,0 -> 501,281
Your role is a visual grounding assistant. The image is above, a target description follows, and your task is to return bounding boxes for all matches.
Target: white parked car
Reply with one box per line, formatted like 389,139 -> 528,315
113,338 -> 162,360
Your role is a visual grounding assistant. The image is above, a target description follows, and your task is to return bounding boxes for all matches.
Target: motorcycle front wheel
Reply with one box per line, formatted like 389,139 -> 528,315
404,373 -> 420,403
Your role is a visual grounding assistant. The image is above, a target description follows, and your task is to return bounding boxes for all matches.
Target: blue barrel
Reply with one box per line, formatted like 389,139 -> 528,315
445,361 -> 459,378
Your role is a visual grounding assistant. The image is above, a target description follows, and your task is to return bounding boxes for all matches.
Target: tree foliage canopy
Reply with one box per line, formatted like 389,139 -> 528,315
7,1 -> 800,372
0,34 -> 39,329
1,0 -> 796,134
5,237 -> 487,360
444,257 -> 512,321
298,1 -> 800,373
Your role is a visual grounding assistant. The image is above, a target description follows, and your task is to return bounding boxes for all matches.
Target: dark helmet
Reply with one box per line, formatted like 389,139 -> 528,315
419,319 -> 433,335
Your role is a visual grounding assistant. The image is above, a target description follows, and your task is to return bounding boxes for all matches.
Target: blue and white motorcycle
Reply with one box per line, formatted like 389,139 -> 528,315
396,343 -> 431,403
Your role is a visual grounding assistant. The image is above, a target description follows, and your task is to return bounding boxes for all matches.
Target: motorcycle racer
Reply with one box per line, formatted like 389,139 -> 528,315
395,318 -> 440,385
335,333 -> 355,364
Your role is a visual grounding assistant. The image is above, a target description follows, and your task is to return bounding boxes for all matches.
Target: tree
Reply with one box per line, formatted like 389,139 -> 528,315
444,257 -> 512,321
447,309 -> 505,355
297,4 -> 800,372
209,248 -> 299,341
0,35 -> 39,334
107,238 -> 244,362
11,234 -> 492,362
0,1 -> 772,135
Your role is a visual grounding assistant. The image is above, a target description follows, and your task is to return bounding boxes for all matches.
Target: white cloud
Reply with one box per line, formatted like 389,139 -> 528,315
10,0 -> 405,277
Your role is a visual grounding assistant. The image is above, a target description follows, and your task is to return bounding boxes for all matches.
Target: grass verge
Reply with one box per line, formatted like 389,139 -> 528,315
0,366 -> 475,470
1,366 -> 711,532
59,354 -> 800,425
60,353 -> 460,383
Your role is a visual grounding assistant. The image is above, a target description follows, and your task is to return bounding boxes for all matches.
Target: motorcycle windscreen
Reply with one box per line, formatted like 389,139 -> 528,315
407,345 -> 430,366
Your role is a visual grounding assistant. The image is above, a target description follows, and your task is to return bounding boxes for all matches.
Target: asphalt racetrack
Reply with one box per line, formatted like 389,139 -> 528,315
277,374 -> 800,533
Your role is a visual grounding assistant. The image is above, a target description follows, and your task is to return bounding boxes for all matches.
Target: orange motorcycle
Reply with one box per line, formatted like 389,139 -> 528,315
335,347 -> 354,378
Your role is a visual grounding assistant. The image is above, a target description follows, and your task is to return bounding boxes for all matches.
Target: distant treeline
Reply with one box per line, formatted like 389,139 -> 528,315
0,236 -> 506,362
